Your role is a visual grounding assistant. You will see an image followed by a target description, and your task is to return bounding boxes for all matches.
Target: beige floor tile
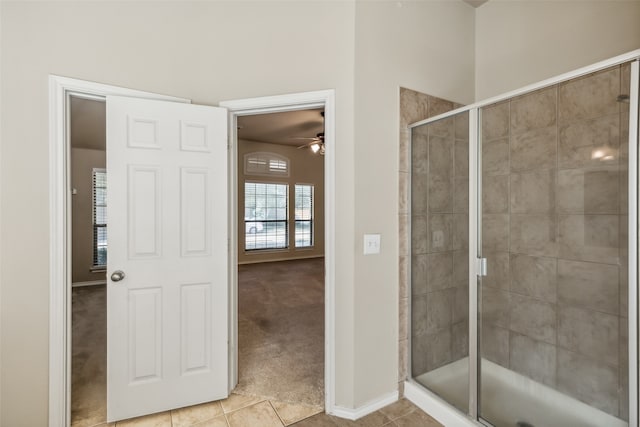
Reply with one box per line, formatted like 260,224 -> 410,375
331,410 -> 391,427
193,415 -> 230,427
290,413 -> 339,426
220,393 -> 265,414
377,399 -> 417,421
392,410 -> 442,427
72,416 -> 108,427
226,401 -> 283,427
115,411 -> 171,427
271,401 -> 323,425
171,401 -> 224,426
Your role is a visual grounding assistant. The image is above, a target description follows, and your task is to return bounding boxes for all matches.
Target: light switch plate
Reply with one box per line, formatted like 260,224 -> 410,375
363,234 -> 381,255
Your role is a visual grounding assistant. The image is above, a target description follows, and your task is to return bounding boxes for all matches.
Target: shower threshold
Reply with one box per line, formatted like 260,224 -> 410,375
413,357 -> 626,427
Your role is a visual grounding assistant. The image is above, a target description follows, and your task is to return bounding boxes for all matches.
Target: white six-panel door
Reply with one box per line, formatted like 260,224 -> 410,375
106,96 -> 228,421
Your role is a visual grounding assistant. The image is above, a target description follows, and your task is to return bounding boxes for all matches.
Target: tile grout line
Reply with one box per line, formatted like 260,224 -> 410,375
267,400 -> 286,426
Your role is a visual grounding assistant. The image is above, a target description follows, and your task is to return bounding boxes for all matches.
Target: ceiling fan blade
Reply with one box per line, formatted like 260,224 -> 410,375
289,136 -> 319,141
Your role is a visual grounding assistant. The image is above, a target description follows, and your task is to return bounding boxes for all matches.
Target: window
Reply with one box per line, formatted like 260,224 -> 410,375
92,168 -> 107,267
295,184 -> 313,248
244,152 -> 289,177
244,182 -> 288,250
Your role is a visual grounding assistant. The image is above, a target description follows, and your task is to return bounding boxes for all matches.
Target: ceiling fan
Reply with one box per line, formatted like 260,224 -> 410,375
293,132 -> 325,155
290,111 -> 325,155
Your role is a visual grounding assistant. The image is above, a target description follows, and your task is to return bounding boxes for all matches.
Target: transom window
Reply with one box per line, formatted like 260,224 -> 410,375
244,152 -> 290,177
244,182 -> 288,250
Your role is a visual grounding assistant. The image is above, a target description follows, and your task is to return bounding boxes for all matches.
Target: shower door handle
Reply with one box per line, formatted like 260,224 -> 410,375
110,270 -> 126,282
476,258 -> 487,277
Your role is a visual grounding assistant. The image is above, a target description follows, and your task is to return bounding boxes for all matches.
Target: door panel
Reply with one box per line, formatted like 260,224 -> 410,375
107,96 -> 228,422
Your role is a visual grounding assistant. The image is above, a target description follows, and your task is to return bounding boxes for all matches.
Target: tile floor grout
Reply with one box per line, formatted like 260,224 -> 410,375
85,394 -> 441,427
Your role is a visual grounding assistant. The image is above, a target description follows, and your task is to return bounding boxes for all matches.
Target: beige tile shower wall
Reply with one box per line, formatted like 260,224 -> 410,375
480,64 -> 630,420
398,88 -> 467,391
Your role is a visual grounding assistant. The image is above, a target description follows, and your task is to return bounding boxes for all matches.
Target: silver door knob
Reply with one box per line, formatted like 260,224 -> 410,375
110,270 -> 126,282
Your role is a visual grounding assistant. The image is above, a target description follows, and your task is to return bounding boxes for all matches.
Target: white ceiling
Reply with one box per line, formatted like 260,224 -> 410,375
70,96 -> 106,151
237,108 -> 324,147
69,96 -> 323,150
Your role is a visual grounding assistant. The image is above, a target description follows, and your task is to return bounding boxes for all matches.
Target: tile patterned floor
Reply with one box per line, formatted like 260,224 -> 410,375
90,395 -> 441,427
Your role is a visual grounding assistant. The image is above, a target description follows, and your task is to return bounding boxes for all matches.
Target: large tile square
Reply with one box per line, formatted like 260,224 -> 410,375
557,259 -> 619,314
483,175 -> 509,214
510,125 -> 557,172
482,101 -> 510,141
509,332 -> 556,387
558,67 -> 620,123
271,401 -> 323,426
221,394 -> 265,414
116,411 -> 171,427
171,402 -> 223,427
557,306 -> 618,366
510,214 -> 557,257
482,214 -> 509,252
558,214 -> 619,264
510,254 -> 556,303
509,294 -> 556,344
510,87 -> 557,134
510,169 -> 556,214
482,138 -> 510,176
557,166 -> 619,214
557,349 -> 619,416
558,114 -> 620,169
226,401 -> 283,427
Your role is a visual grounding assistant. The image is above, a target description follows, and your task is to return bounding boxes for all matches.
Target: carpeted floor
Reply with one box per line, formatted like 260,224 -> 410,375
71,258 -> 325,425
235,258 -> 325,409
72,284 -> 108,427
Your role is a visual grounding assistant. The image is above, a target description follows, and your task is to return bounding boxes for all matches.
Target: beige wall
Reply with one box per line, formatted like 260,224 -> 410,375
352,1 -> 475,406
71,148 -> 106,284
0,3 -> 356,425
2,1 -> 636,425
475,0 -> 640,100
237,139 -> 325,264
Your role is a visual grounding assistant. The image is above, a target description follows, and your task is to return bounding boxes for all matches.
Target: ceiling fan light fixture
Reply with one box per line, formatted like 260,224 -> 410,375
310,142 -> 321,153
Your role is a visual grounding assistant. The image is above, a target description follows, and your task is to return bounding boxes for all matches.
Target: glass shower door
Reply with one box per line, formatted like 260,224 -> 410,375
410,110 -> 470,414
477,62 -> 634,427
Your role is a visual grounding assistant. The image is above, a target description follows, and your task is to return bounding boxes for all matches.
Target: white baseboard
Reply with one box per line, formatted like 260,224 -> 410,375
330,390 -> 398,421
404,381 -> 476,427
238,254 -> 324,265
71,280 -> 106,288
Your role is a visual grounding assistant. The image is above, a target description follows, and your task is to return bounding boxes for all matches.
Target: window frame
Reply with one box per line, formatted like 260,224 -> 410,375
243,181 -> 289,252
294,183 -> 314,248
92,168 -> 107,269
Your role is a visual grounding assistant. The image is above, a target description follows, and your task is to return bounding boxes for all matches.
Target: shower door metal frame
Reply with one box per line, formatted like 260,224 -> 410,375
406,49 -> 640,427
629,58 -> 639,427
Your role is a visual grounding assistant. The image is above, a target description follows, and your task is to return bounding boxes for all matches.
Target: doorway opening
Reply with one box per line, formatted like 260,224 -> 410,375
68,95 -> 108,426
49,76 -> 337,426
232,108 -> 326,417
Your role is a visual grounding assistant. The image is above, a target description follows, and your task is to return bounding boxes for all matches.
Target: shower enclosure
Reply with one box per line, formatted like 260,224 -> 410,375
407,52 -> 639,427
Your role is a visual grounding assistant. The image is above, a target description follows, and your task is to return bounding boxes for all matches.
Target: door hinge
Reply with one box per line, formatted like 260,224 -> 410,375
476,258 -> 487,277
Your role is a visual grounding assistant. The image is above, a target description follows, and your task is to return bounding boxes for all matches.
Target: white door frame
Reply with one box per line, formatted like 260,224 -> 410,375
220,90 -> 336,414
48,75 -> 191,427
49,78 -> 338,426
